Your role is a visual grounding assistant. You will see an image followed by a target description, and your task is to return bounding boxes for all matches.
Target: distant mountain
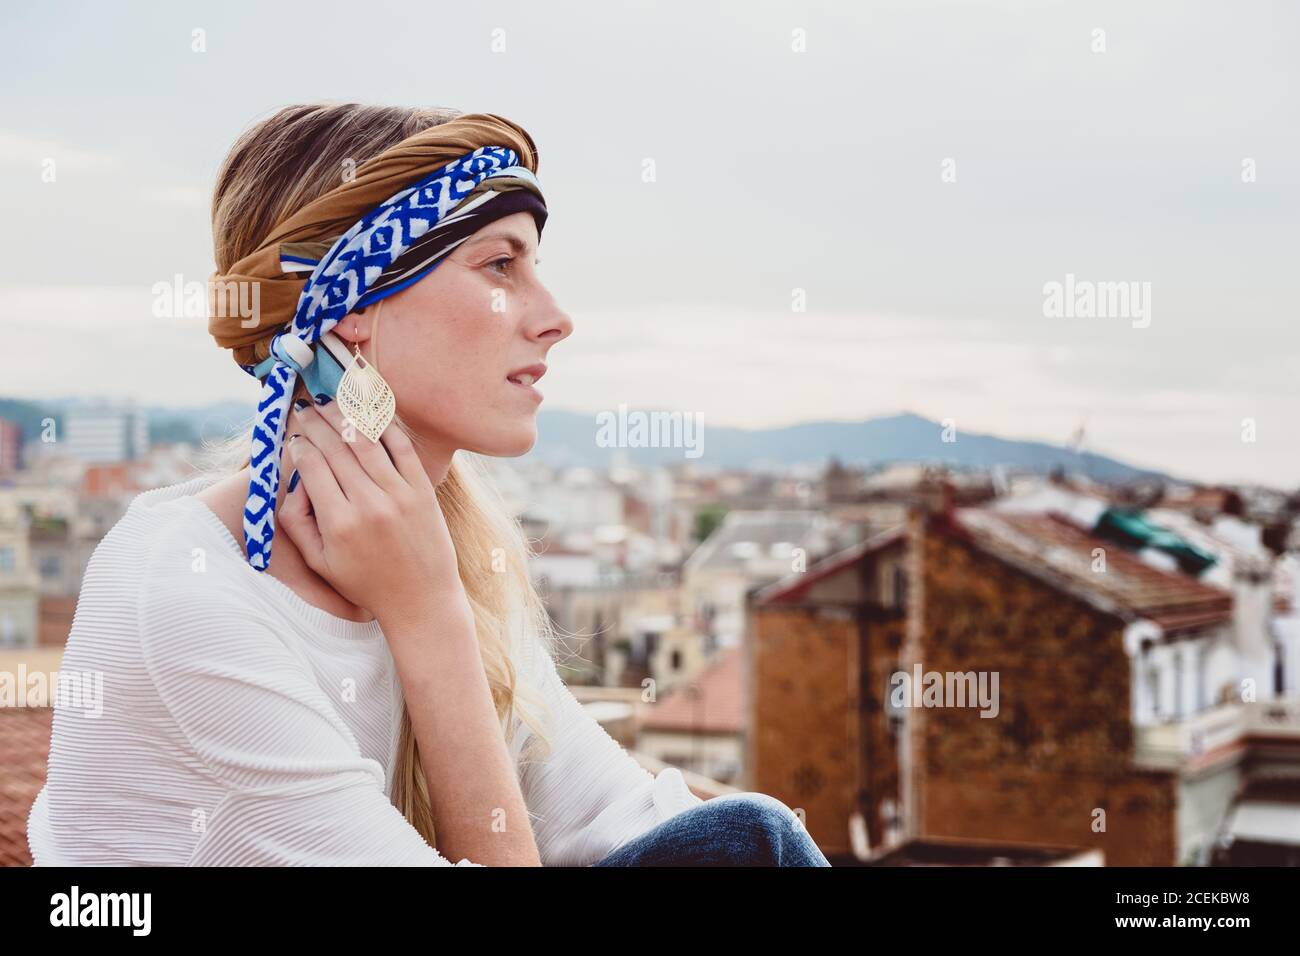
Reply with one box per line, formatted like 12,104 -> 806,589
531,409 -> 1168,482
149,401 -> 253,446
2,397 -> 1168,483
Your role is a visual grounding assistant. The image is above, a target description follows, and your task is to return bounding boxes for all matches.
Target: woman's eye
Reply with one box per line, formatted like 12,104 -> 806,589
488,256 -> 513,276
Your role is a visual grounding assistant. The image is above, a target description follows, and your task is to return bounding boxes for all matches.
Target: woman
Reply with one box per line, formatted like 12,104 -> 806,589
28,103 -> 831,867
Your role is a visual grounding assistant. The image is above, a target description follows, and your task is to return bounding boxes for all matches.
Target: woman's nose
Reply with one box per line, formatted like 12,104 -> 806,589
530,290 -> 574,344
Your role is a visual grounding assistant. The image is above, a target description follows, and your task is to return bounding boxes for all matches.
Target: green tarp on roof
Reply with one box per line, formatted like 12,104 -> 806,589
1094,508 -> 1219,575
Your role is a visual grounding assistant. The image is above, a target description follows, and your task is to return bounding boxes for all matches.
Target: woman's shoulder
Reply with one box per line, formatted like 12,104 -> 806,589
59,477 -> 266,718
74,475 -> 250,630
91,475 -> 230,567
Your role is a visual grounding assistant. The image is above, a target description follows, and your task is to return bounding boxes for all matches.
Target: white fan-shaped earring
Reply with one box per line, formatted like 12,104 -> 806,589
336,313 -> 395,443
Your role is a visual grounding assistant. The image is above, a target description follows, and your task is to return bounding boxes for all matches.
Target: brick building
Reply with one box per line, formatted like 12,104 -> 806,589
746,527 -> 909,858
748,504 -> 1300,866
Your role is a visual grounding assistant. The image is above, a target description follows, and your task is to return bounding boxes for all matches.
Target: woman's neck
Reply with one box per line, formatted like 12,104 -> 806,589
198,465 -> 374,624
197,431 -> 457,625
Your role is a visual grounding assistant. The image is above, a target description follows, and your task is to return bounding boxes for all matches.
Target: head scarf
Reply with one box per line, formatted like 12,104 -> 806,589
207,112 -> 547,571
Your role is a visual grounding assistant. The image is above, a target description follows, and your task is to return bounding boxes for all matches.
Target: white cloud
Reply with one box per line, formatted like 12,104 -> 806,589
140,185 -> 207,207
0,286 -> 1292,488
0,131 -> 118,170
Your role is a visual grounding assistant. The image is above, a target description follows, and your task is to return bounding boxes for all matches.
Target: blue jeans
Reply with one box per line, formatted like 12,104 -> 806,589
591,792 -> 832,866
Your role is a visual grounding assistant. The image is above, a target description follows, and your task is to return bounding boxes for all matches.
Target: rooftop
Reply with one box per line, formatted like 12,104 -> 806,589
754,524 -> 907,605
684,510 -> 832,574
0,706 -> 51,867
948,509 -> 1234,633
641,646 -> 744,735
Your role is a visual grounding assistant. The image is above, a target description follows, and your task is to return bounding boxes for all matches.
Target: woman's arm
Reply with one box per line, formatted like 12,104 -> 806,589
513,636 -> 706,866
279,398 -> 540,865
382,595 -> 540,866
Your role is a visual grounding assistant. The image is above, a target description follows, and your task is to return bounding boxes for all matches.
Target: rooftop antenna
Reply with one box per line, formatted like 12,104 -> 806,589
1066,415 -> 1090,483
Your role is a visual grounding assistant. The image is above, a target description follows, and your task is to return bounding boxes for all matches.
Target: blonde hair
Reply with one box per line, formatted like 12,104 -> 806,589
203,102 -> 556,852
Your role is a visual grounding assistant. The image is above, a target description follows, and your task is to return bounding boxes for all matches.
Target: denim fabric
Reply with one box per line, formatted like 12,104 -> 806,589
590,792 -> 832,867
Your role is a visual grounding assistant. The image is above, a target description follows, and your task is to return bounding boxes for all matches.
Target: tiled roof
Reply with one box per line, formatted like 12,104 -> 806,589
0,707 -> 52,867
81,463 -> 141,498
684,511 -> 831,574
755,525 -> 907,605
948,509 -> 1234,632
641,646 -> 743,734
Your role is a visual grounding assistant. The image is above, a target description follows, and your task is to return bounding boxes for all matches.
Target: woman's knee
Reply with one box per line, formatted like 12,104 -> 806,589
711,792 -> 802,832
705,792 -> 829,866
709,792 -> 804,856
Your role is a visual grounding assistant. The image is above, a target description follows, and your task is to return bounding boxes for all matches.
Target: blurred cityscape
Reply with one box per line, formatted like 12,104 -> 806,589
1,397 -> 1298,867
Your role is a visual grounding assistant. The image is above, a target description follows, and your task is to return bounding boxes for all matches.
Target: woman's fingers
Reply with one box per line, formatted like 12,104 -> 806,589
310,399 -> 414,496
288,400 -> 377,502
276,466 -> 324,570
378,415 -> 434,493
282,432 -> 347,535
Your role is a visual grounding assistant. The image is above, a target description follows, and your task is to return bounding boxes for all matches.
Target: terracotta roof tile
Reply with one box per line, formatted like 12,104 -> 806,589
755,525 -> 907,605
81,463 -> 142,498
0,707 -> 52,867
641,646 -> 743,734
949,510 -> 1233,632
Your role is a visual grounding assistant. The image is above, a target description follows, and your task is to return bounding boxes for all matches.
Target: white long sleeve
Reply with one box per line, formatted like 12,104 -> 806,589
514,636 -> 705,866
28,477 -> 478,867
28,475 -> 704,867
136,577 -> 477,867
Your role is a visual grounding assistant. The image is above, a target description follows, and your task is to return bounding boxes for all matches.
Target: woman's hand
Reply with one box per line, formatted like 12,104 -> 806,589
277,397 -> 470,631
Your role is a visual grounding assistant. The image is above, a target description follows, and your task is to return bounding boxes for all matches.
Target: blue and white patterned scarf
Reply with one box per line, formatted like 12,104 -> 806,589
242,146 -> 540,571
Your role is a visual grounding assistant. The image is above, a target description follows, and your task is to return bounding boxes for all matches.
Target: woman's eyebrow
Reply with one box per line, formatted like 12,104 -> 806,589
465,233 -> 532,256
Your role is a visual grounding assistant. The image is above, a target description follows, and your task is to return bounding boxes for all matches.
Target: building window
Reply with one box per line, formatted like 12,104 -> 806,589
0,547 -> 15,574
891,565 -> 907,608
670,648 -> 683,671
39,555 -> 62,579
1195,643 -> 1207,712
1172,651 -> 1184,720
1146,661 -> 1161,722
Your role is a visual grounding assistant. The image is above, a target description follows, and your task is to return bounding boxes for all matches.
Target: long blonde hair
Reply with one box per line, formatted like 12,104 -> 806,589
203,103 -> 555,851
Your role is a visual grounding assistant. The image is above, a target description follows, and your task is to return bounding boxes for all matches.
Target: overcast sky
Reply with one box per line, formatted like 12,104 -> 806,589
1,0 -> 1296,487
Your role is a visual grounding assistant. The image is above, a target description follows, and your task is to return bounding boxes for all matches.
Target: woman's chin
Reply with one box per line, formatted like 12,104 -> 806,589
471,422 -> 538,458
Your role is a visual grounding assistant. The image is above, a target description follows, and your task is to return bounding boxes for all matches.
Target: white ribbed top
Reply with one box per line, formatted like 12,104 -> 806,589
28,474 -> 702,866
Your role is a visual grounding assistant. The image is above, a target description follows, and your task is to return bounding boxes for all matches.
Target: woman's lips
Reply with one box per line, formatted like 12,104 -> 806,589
506,363 -> 547,402
506,374 -> 543,401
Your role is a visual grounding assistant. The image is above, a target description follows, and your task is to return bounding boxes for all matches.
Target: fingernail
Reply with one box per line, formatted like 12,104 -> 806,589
287,469 -> 300,493
293,398 -> 310,411
315,393 -> 332,406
